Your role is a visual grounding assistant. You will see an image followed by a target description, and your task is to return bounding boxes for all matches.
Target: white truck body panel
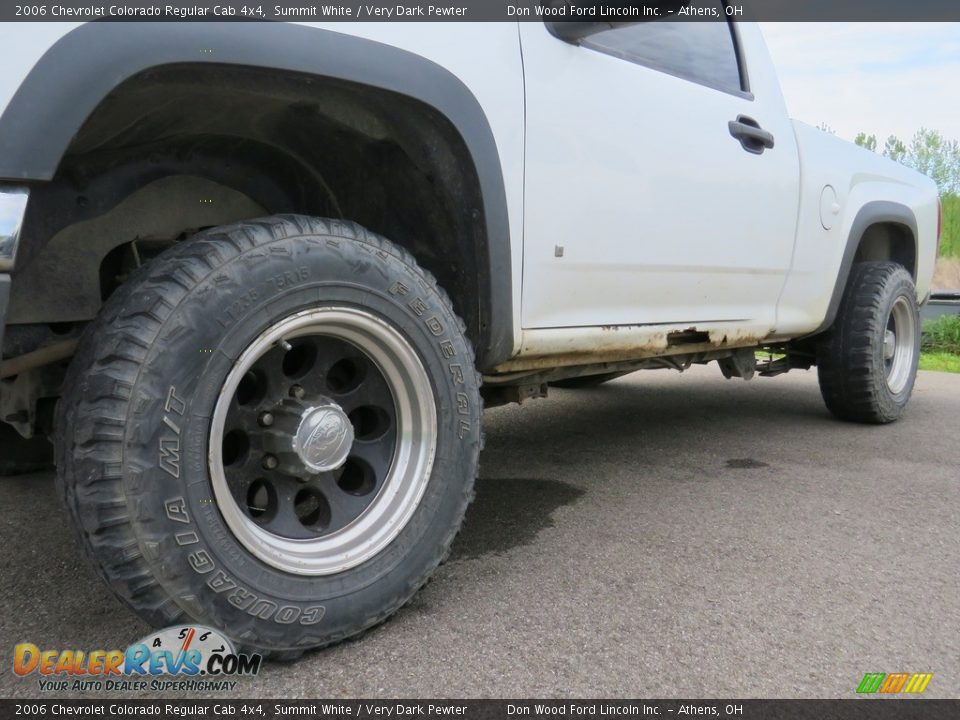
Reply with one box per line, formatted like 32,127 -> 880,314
518,22 -> 800,333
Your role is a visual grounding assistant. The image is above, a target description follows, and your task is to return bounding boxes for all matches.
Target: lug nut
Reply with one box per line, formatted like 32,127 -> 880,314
261,454 -> 279,470
258,411 -> 274,427
289,384 -> 305,399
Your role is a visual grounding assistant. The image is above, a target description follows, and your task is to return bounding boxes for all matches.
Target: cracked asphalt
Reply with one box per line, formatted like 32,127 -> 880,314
1,365 -> 958,698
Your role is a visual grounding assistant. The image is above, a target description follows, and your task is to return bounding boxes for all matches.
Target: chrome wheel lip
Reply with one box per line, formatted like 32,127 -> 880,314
885,295 -> 917,396
209,306 -> 437,576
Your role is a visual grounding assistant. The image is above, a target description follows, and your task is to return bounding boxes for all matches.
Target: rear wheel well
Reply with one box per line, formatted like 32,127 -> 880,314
853,221 -> 917,279
11,63 -> 494,363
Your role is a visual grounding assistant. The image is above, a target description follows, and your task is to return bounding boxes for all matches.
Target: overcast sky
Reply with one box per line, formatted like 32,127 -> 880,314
760,23 -> 960,145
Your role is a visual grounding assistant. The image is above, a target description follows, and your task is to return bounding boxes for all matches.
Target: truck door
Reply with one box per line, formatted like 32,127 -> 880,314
519,9 -> 800,330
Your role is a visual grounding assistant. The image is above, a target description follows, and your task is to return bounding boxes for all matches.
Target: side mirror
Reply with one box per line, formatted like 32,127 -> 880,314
544,1 -> 693,44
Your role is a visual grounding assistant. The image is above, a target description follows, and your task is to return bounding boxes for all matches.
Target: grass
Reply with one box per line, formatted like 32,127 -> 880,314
920,352 -> 960,373
919,316 -> 960,372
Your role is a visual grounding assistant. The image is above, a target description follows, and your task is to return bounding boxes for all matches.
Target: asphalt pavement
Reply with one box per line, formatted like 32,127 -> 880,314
1,365 -> 958,699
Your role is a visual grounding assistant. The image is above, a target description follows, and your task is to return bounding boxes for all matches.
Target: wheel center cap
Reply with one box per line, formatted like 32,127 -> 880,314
293,404 -> 354,473
883,329 -> 897,361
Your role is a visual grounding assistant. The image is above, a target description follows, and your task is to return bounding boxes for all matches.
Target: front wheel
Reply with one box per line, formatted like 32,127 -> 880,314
817,261 -> 920,424
57,215 -> 482,654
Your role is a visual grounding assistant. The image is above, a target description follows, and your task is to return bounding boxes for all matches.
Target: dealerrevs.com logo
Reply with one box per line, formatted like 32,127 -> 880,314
14,625 -> 262,692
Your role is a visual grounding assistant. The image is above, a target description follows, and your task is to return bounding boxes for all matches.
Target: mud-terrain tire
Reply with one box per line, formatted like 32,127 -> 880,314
57,215 -> 482,655
0,423 -> 53,476
551,372 -> 630,389
817,261 -> 919,424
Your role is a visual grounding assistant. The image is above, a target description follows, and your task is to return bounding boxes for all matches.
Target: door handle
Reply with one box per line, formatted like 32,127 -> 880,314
728,115 -> 775,154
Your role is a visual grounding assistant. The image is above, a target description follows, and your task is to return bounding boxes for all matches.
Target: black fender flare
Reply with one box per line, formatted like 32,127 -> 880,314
0,22 -> 514,367
812,200 -> 918,336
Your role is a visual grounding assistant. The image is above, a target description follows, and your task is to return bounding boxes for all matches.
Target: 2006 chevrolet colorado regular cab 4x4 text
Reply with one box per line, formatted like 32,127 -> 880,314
0,10 -> 940,654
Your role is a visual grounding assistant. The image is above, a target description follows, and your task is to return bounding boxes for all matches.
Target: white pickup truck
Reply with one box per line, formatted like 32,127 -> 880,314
0,12 -> 940,655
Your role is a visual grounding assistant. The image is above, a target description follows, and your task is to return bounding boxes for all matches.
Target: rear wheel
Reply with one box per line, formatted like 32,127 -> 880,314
57,215 -> 481,654
817,261 -> 920,424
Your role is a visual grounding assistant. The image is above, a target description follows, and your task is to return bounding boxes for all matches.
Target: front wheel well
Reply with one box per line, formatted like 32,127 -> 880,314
11,62 -> 501,366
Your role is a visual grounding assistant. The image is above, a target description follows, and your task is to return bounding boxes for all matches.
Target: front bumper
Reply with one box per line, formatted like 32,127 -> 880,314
0,186 -> 30,354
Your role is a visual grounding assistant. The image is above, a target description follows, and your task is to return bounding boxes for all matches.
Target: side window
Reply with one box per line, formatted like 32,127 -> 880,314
578,1 -> 745,95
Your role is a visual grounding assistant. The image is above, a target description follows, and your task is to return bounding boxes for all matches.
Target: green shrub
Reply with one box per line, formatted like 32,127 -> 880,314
922,314 -> 960,354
